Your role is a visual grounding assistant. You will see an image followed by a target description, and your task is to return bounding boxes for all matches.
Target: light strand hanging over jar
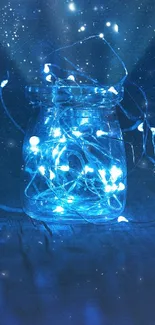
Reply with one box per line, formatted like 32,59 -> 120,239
22,34 -> 128,224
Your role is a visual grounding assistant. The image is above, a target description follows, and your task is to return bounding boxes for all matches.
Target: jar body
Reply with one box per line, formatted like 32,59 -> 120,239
22,100 -> 127,224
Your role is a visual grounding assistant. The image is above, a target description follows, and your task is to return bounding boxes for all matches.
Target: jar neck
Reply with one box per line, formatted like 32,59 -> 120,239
25,84 -> 124,109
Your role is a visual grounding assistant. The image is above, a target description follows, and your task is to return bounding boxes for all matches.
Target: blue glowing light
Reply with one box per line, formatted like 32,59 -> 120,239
67,75 -> 75,81
114,24 -> 119,33
1,79 -> 8,88
22,86 -> 127,223
117,216 -> 129,223
20,35 -> 130,223
43,63 -> 51,73
68,2 -> 76,11
49,170 -> 55,180
0,34 -> 154,224
106,22 -> 111,27
53,206 -> 64,213
29,136 -> 40,146
38,165 -> 46,175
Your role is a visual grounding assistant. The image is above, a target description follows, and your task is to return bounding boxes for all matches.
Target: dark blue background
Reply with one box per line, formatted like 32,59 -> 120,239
0,0 -> 155,324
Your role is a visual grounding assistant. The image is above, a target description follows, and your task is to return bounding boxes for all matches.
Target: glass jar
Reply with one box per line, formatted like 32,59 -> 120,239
22,83 -> 127,223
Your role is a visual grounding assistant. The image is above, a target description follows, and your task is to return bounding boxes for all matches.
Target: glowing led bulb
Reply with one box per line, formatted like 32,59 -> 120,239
53,206 -> 64,213
98,169 -> 107,184
99,33 -> 104,39
118,182 -> 125,191
84,166 -> 94,174
137,122 -> 144,132
108,86 -> 118,95
38,166 -> 46,176
80,26 -> 85,31
117,216 -> 128,223
50,170 -> 55,180
30,147 -> 39,154
29,136 -> 40,147
111,184 -> 117,191
52,147 -> 59,158
44,63 -> 51,74
78,26 -> 86,32
29,136 -> 40,146
69,2 -> 76,11
106,22 -> 111,27
1,79 -> 8,88
59,135 -> 66,143
67,75 -> 75,81
105,185 -> 111,193
59,165 -> 70,172
72,130 -> 82,137
46,75 -> 52,82
114,24 -> 119,33
96,130 -> 107,137
110,166 -> 122,182
53,128 -> 61,137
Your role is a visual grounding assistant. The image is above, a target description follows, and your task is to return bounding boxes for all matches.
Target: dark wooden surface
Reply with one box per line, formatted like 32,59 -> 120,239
0,210 -> 155,325
0,169 -> 155,325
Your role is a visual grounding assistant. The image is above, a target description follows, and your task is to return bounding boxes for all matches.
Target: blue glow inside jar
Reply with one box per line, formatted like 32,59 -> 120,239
22,35 -> 128,224
22,82 -> 127,224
